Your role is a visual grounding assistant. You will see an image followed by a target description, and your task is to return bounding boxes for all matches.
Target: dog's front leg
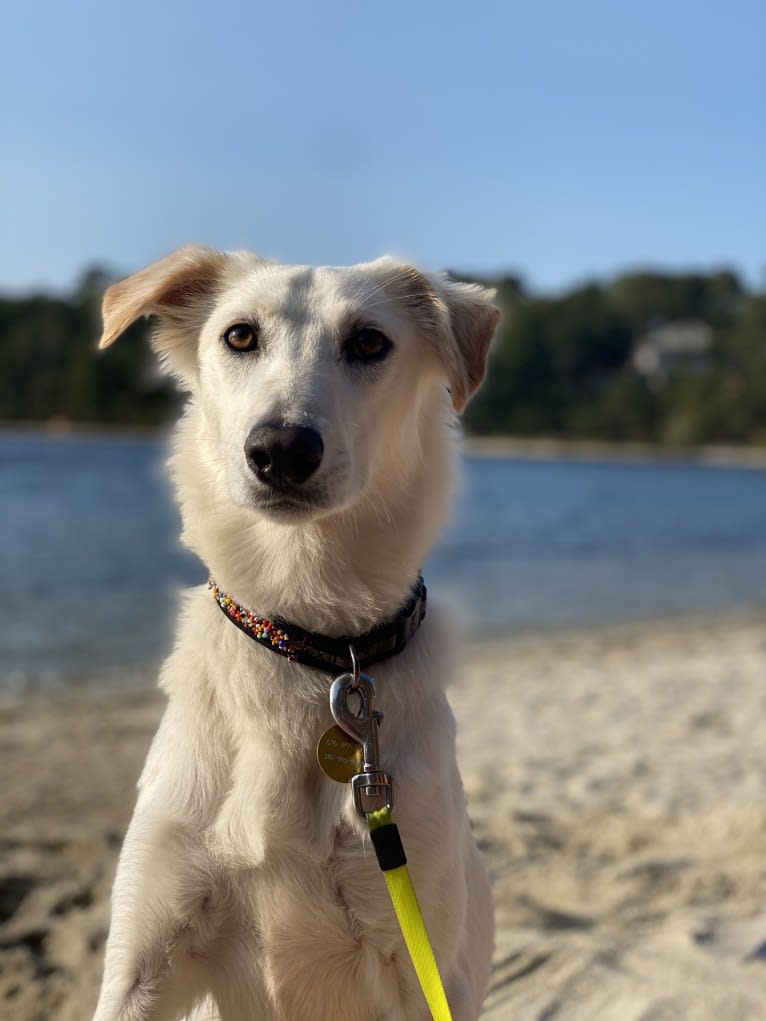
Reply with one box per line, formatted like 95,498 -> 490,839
92,812 -> 217,1021
93,698 -> 230,1021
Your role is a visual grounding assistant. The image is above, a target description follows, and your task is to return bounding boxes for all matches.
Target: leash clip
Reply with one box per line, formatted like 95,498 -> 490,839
330,647 -> 394,817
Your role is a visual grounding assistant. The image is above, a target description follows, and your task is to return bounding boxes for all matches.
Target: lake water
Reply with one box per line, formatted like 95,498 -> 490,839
2,430 -> 766,691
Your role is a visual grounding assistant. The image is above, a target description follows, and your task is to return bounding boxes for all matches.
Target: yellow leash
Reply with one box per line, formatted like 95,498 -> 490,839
326,657 -> 455,1021
366,807 -> 454,1021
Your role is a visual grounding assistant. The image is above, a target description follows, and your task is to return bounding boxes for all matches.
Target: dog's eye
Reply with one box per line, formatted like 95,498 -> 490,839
346,327 -> 392,365
223,323 -> 258,353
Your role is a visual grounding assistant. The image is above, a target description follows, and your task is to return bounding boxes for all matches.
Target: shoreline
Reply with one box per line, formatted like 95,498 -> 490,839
462,433 -> 766,469
4,604 -> 766,702
3,420 -> 766,470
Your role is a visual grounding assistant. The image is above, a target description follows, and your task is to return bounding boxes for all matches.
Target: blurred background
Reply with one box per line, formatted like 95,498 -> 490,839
1,0 -> 765,691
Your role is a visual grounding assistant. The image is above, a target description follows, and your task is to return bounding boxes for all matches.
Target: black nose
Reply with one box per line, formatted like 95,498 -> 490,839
245,424 -> 324,487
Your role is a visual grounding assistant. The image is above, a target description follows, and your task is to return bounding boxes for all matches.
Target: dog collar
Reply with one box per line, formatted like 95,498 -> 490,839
208,576 -> 427,675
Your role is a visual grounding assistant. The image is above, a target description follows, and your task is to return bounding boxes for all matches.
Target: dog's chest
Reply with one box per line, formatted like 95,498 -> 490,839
211,815 -> 410,1020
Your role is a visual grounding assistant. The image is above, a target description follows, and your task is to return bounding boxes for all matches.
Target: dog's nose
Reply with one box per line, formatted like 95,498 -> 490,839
245,424 -> 324,487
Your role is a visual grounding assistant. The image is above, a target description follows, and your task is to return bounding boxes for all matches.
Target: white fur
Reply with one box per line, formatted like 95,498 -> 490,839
93,248 -> 500,1021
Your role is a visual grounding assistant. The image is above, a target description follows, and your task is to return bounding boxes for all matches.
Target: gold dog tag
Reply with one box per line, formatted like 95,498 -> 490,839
317,725 -> 363,783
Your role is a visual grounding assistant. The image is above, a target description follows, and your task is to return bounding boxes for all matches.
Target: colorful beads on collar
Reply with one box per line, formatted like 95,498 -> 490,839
207,573 -> 427,675
208,579 -> 304,662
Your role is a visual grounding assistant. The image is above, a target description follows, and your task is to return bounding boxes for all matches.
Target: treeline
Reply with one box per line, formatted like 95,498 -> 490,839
1,265 -> 765,444
0,269 -> 177,426
463,269 -> 766,445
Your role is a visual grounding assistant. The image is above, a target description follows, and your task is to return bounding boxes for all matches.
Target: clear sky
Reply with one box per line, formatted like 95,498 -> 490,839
2,0 -> 763,295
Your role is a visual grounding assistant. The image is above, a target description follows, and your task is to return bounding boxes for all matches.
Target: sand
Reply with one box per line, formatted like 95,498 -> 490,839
2,614 -> 766,1020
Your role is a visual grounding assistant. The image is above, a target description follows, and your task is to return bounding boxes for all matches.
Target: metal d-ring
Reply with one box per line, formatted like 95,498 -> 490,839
348,643 -> 361,688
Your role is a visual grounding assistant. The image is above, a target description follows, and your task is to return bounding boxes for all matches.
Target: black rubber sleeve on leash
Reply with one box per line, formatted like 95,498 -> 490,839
370,823 -> 407,872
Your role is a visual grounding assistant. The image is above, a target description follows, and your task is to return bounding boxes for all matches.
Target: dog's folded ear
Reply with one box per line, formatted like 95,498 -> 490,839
433,277 -> 500,412
98,245 -> 228,386
376,261 -> 500,412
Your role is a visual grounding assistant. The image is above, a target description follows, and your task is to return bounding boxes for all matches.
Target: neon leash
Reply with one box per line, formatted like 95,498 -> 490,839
328,657 -> 455,1021
366,807 -> 455,1021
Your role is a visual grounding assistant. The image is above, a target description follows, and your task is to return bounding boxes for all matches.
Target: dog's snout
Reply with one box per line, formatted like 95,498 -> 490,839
245,424 -> 324,487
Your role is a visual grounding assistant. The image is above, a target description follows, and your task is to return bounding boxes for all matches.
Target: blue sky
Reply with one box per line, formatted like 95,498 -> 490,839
2,0 -> 763,294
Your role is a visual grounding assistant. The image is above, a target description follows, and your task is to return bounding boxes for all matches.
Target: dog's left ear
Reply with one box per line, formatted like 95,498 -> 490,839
376,261 -> 500,412
434,277 -> 501,412
98,245 -> 228,387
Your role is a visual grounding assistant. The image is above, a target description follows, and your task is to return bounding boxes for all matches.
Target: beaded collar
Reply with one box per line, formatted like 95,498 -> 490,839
209,577 -> 427,675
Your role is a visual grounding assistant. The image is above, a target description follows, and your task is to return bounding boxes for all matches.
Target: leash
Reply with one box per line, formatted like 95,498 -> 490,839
366,807 -> 455,1021
323,649 -> 455,1021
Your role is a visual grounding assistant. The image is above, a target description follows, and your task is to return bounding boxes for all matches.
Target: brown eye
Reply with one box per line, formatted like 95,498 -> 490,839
346,327 -> 392,365
223,322 -> 258,352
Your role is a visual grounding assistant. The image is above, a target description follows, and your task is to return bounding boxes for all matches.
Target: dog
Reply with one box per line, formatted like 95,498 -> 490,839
92,245 -> 500,1021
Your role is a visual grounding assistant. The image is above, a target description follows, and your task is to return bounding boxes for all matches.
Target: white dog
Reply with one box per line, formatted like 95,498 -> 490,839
93,246 -> 499,1021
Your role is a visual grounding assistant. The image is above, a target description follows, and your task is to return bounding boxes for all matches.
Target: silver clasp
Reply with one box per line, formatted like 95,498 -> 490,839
329,646 -> 394,817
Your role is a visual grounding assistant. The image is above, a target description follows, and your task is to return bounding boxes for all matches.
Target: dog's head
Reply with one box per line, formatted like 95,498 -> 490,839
100,246 -> 499,524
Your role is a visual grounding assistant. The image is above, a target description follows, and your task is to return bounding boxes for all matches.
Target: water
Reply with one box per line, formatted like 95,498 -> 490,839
2,430 -> 766,691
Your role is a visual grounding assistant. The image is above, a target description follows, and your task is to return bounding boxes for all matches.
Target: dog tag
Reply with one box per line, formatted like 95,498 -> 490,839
317,725 -> 364,783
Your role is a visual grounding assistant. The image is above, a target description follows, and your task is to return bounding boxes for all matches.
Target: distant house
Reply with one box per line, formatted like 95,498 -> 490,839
632,320 -> 713,387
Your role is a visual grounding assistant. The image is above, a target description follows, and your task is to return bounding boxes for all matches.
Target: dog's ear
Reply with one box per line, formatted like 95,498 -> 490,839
99,245 -> 227,386
376,261 -> 500,412
434,276 -> 500,412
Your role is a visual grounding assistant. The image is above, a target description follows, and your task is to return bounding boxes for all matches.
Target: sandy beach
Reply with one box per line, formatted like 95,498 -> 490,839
2,614 -> 766,1020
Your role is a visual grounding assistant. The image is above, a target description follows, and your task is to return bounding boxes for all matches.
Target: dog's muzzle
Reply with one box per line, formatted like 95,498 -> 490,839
245,424 -> 324,489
